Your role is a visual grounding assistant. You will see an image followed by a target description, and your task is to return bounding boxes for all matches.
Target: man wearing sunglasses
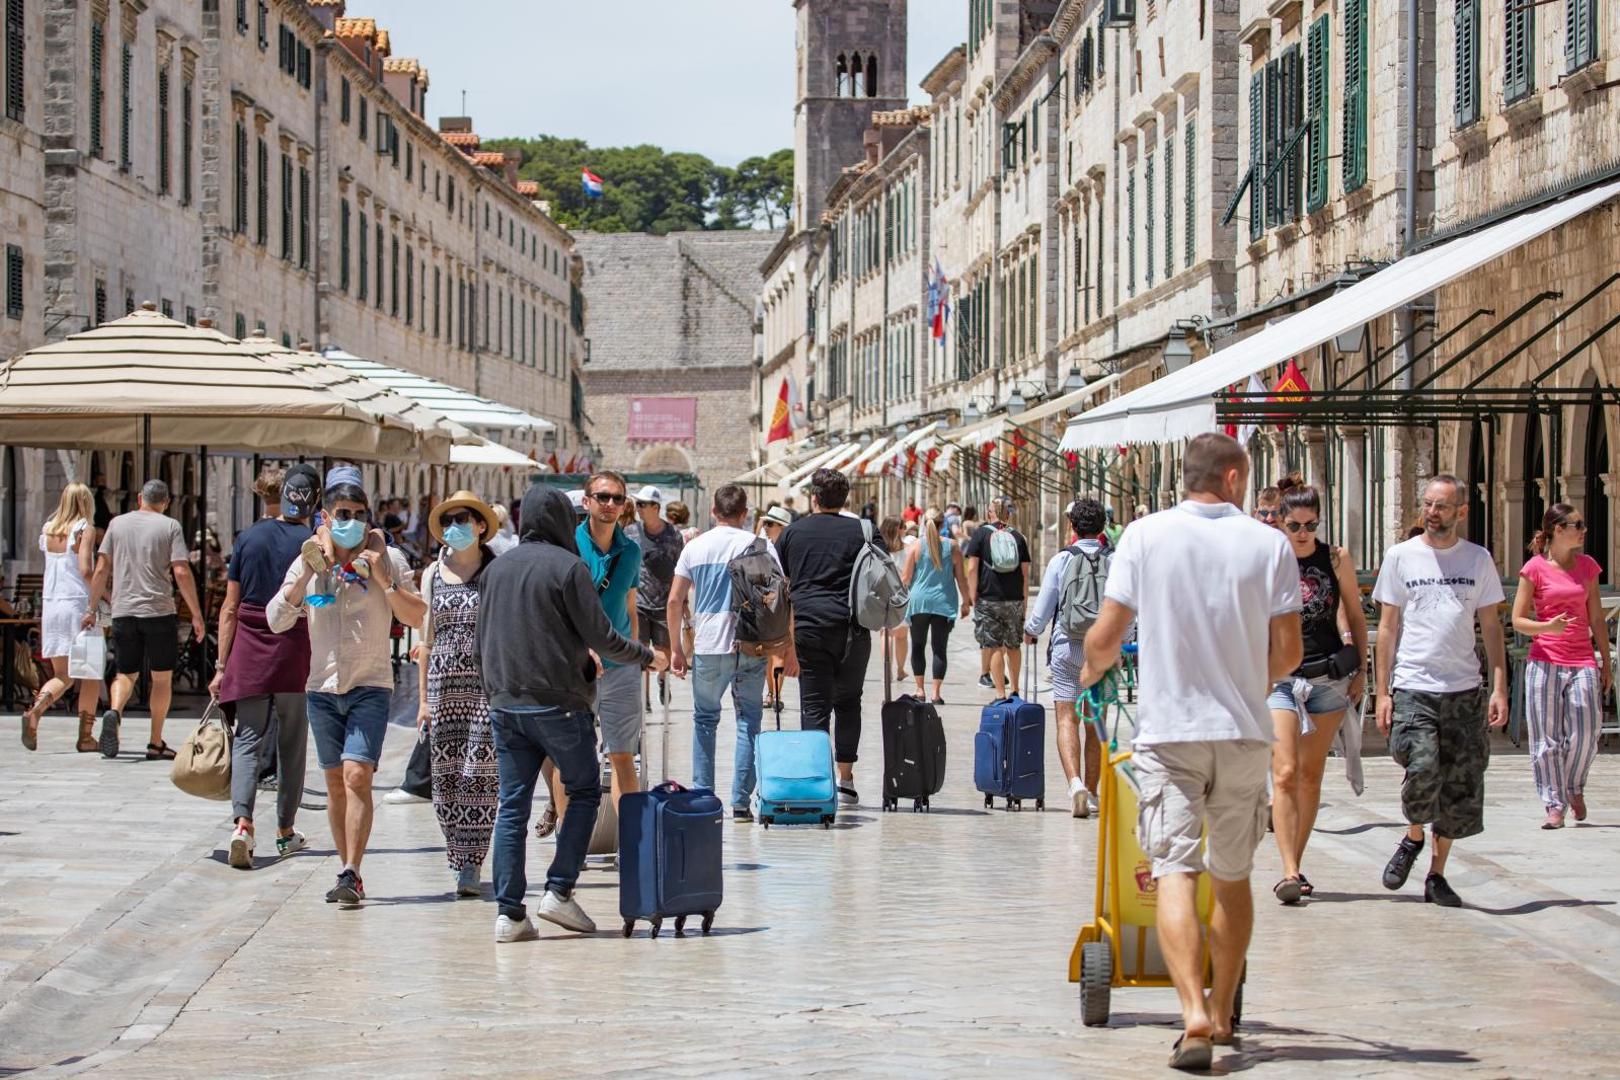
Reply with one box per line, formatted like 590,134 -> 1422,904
625,485 -> 684,711
574,471 -> 648,811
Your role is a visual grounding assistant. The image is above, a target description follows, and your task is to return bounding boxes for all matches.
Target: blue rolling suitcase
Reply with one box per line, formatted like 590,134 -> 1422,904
973,642 -> 1046,811
617,782 -> 725,938
753,700 -> 838,828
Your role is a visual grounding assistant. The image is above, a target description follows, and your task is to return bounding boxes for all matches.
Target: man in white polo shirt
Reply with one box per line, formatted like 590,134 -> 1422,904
1081,432 -> 1302,1072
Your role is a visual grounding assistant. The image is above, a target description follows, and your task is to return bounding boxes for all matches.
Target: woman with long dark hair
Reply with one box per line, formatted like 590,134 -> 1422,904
1266,479 -> 1367,903
1512,503 -> 1611,829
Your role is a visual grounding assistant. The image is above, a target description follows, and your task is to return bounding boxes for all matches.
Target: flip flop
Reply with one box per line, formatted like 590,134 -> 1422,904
1169,1034 -> 1214,1071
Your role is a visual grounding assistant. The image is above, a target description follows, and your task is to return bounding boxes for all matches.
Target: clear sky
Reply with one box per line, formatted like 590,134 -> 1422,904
368,1 -> 965,166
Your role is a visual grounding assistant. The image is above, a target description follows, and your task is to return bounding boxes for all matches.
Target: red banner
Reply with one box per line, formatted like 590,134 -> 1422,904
629,397 -> 698,444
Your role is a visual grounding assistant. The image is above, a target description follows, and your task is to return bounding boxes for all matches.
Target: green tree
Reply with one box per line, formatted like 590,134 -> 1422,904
483,135 -> 791,235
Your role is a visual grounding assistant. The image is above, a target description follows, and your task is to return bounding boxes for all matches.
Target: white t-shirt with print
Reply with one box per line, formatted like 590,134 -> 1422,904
1104,501 -> 1302,745
673,525 -> 781,656
1371,536 -> 1504,693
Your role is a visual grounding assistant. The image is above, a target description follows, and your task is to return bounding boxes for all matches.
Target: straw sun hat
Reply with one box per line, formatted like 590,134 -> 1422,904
428,490 -> 500,546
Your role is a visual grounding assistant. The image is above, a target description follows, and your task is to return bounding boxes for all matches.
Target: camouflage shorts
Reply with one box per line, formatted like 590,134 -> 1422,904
1389,688 -> 1489,840
973,599 -> 1025,649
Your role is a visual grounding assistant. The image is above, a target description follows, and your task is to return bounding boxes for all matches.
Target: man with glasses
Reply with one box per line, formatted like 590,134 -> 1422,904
1253,485 -> 1281,528
626,485 -> 684,710
1373,474 -> 1508,908
575,471 -> 646,809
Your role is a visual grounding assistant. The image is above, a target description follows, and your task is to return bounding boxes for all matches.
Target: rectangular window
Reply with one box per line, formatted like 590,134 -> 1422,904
4,244 -> 19,319
1343,0 -> 1368,191
89,21 -> 104,157
297,42 -> 311,90
181,79 -> 193,205
1567,0 -> 1597,71
94,279 -> 106,326
5,0 -> 23,121
433,266 -> 441,336
1308,16 -> 1332,207
236,0 -> 247,34
357,211 -> 368,300
119,44 -> 131,171
1505,0 -> 1535,100
1266,46 -> 1303,226
405,248 -> 413,325
1144,151 -> 1156,288
1126,167 -> 1136,297
374,221 -> 383,309
257,0 -> 268,50
256,137 -> 268,246
234,121 -> 247,233
156,66 -> 170,195
184,305 -> 194,326
280,154 -> 293,261
159,298 -> 172,319
339,199 -> 351,292
1163,138 -> 1175,278
1184,120 -> 1196,266
234,312 -> 246,338
1248,69 -> 1265,241
359,97 -> 367,142
340,77 -> 351,124
298,165 -> 310,269
389,234 -> 398,317
405,142 -> 413,182
123,289 -> 133,315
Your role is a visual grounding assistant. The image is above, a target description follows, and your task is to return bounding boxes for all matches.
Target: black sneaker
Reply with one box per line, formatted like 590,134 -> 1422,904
99,708 -> 121,758
1424,872 -> 1462,908
732,806 -> 754,823
978,674 -> 994,689
1382,835 -> 1425,891
326,869 -> 363,904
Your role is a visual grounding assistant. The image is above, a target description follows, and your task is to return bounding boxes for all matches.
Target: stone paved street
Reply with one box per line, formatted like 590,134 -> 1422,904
3,631 -> 1620,1078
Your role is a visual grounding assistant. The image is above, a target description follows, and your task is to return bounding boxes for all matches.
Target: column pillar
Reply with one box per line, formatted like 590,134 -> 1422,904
1341,426 -> 1367,565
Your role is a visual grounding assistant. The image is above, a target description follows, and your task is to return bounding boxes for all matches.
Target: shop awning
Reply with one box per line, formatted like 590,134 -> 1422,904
865,420 -> 943,475
449,440 -> 542,468
779,442 -> 855,489
1060,179 -> 1620,450
843,436 -> 894,476
1007,373 -> 1122,428
734,437 -> 825,485
322,347 -> 555,434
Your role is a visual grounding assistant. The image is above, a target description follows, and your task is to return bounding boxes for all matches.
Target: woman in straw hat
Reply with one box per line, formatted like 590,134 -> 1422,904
418,490 -> 503,898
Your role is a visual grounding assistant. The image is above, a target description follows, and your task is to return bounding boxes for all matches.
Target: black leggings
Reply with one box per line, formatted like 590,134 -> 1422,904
909,613 -> 953,681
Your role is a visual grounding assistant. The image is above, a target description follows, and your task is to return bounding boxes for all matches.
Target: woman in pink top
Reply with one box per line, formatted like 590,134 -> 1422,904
1511,504 -> 1612,829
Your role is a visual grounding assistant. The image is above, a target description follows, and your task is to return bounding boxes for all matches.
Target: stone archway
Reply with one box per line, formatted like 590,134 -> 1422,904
635,445 -> 695,474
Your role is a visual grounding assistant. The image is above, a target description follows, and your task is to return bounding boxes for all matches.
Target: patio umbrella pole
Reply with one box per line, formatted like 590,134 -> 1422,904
199,445 -> 211,684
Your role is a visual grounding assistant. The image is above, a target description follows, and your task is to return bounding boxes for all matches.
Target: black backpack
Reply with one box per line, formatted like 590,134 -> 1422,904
727,538 -> 791,652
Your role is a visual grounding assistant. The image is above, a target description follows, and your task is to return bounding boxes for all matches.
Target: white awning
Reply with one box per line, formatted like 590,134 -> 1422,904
322,347 -> 555,434
843,436 -> 894,476
450,440 -> 542,468
1060,179 -> 1620,450
779,443 -> 854,489
1007,372 -> 1123,428
735,438 -> 829,484
863,421 -> 941,475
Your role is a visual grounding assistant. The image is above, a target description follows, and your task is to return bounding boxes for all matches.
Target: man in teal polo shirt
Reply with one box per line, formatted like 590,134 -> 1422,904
576,470 -> 645,809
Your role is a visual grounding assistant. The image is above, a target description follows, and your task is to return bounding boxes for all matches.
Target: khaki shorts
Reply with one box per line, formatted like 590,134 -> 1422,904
1134,740 -> 1272,881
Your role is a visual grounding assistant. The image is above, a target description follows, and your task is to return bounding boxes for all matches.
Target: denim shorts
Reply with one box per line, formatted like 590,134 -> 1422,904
307,686 -> 391,769
1267,675 -> 1353,716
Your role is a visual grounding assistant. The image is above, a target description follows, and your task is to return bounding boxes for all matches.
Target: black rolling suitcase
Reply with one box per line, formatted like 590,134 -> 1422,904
880,632 -> 947,811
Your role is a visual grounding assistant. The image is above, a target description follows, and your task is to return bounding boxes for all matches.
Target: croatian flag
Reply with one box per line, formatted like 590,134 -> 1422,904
926,258 -> 951,341
581,168 -> 605,199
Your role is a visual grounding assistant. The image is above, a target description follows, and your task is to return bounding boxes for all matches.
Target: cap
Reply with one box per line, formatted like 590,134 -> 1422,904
324,464 -> 363,493
762,506 -> 793,528
281,463 -> 321,520
566,489 -> 585,514
633,485 -> 664,505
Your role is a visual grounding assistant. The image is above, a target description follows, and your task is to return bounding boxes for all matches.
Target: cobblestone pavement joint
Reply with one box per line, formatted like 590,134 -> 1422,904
3,633 -> 1620,1077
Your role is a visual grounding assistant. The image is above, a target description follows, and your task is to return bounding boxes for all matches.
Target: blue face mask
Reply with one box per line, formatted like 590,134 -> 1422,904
442,523 -> 477,552
329,518 -> 366,550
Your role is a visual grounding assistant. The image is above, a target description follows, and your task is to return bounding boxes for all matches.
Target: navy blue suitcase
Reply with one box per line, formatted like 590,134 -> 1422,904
973,644 -> 1046,810
618,781 -> 725,938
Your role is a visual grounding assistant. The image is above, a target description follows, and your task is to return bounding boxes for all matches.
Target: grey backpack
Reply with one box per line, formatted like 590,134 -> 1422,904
1057,545 -> 1110,642
849,536 -> 909,632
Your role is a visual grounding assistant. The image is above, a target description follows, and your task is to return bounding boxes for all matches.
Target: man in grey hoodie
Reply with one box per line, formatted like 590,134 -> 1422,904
477,485 -> 660,942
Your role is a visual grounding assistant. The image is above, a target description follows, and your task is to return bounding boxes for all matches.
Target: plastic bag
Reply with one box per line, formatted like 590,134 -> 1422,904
68,628 -> 106,681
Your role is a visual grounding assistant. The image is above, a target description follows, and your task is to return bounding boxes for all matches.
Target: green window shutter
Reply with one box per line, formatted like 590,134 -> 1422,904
1308,16 -> 1331,209
1184,119 -> 1196,266
1565,0 -> 1595,72
6,0 -> 23,122
1144,151 -> 1156,288
1455,0 -> 1479,125
90,22 -> 104,157
1342,0 -> 1367,193
1126,167 -> 1136,297
1248,69 -> 1264,241
1506,0 -> 1535,100
1029,250 -> 1038,351
1163,137 -> 1174,277
1284,45 -> 1303,221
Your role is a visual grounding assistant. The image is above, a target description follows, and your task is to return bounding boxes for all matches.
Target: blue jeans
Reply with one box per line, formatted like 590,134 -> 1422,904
490,705 -> 600,921
691,651 -> 766,809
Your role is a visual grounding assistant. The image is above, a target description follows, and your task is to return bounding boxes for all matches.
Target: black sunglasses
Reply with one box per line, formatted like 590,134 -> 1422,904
589,492 -> 627,506
439,510 -> 476,528
327,508 -> 366,522
1563,519 -> 1588,531
1255,508 -> 1278,520
1284,520 -> 1320,534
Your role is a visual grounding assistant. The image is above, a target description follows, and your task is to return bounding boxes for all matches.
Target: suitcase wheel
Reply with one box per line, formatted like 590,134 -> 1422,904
761,816 -> 772,829
983,794 -> 993,809
883,797 -> 896,812
701,911 -> 715,935
621,919 -> 635,939
1009,798 -> 1022,812
1036,797 -> 1045,812
821,815 -> 833,829
914,797 -> 927,813
649,917 -> 662,940
674,915 -> 687,937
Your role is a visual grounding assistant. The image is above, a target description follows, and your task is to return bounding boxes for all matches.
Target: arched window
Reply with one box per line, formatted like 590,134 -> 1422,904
849,53 -> 862,98
835,53 -> 848,98
866,54 -> 878,97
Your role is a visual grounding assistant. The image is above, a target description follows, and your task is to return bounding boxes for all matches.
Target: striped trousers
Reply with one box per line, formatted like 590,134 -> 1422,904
1523,660 -> 1602,812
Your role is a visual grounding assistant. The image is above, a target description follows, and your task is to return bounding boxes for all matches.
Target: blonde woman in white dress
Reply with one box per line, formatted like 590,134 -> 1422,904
23,482 -> 103,751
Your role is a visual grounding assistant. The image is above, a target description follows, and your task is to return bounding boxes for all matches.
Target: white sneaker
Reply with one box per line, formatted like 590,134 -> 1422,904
228,825 -> 254,869
1072,790 -> 1091,818
1088,794 -> 1100,816
536,890 -> 597,934
383,789 -> 429,805
837,777 -> 858,806
494,914 -> 539,943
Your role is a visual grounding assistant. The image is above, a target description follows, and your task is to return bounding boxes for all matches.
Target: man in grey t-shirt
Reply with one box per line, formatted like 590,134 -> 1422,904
84,480 -> 204,760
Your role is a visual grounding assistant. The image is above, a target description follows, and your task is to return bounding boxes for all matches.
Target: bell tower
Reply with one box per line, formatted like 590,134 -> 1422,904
792,0 -> 909,232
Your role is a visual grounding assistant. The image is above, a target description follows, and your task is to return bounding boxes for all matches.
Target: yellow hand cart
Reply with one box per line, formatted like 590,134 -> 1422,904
1067,648 -> 1243,1027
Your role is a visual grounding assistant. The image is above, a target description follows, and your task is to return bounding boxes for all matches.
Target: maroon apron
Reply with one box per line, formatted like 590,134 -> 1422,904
218,602 -> 310,703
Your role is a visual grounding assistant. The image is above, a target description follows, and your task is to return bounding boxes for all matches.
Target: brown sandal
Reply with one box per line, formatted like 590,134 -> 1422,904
20,691 -> 49,750
533,803 -> 558,839
76,713 -> 99,753
145,741 -> 177,761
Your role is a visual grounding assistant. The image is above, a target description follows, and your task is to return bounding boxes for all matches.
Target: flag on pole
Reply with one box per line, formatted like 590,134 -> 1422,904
1223,373 -> 1266,444
1270,359 -> 1311,431
581,168 -> 605,199
787,372 -> 807,430
926,258 -> 951,341
767,378 -> 793,443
